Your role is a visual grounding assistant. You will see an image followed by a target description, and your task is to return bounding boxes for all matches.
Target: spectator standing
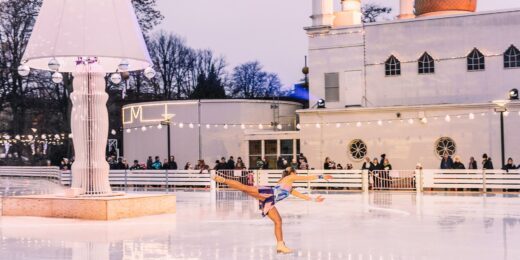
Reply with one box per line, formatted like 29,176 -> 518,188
115,158 -> 127,169
218,157 -> 228,170
381,158 -> 392,188
468,157 -> 478,170
130,160 -> 143,170
370,158 -> 380,188
151,156 -> 162,169
482,154 -> 494,170
227,156 -> 236,170
195,160 -> 209,172
235,157 -> 246,169
184,162 -> 193,170
255,157 -> 264,169
290,159 -> 298,169
361,157 -> 371,170
169,156 -> 178,170
162,159 -> 170,169
276,157 -> 285,169
298,158 -> 308,170
503,157 -> 517,170
146,156 -> 153,169
440,154 -> 454,169
452,156 -> 465,169
324,157 -> 332,170
262,157 -> 269,169
213,160 -> 222,170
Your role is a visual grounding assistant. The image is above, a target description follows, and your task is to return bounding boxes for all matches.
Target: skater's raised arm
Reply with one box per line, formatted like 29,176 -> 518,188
288,174 -> 333,182
290,189 -> 325,202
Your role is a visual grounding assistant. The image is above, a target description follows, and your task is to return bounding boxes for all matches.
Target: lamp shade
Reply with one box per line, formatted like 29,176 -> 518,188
22,0 -> 151,73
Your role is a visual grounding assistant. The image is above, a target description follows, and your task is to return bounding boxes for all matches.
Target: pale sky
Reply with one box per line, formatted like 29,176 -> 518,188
155,0 -> 520,89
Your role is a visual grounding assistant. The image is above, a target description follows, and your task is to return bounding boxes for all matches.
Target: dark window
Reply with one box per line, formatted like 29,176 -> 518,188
248,140 -> 262,169
467,48 -> 485,71
504,45 -> 520,68
324,73 -> 340,102
418,52 -> 435,74
385,55 -> 401,76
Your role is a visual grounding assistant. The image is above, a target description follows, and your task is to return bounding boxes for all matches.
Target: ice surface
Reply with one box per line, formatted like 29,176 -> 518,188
1,188 -> 520,260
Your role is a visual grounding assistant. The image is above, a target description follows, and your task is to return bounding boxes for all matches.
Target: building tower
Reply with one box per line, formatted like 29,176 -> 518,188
334,0 -> 362,27
311,0 -> 334,27
415,0 -> 477,17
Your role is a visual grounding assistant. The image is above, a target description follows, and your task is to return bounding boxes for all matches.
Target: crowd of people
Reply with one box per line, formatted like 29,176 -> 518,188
439,153 -> 520,170
54,152 -> 520,173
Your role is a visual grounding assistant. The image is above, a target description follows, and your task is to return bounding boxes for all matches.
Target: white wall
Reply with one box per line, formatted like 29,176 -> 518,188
122,100 -> 302,167
298,103 -> 520,170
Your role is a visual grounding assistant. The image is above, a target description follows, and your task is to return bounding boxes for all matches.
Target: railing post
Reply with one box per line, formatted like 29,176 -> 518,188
165,169 -> 169,194
416,169 -> 423,192
482,169 -> 487,193
307,169 -> 311,195
362,170 -> 369,193
210,170 -> 216,194
124,169 -> 128,192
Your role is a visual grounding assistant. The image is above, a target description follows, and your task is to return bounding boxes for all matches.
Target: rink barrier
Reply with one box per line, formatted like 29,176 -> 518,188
2,167 -> 520,193
421,169 -> 520,192
371,170 -> 416,190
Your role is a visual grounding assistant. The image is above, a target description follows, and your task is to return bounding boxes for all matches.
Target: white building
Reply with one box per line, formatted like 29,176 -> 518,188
300,0 -> 520,169
124,0 -> 520,170
122,100 -> 302,168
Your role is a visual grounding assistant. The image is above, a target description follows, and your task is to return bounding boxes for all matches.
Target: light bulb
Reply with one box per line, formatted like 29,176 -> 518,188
296,124 -> 301,130
118,59 -> 129,71
52,72 -> 63,84
110,73 -> 122,84
48,58 -> 60,71
241,124 -> 246,129
111,129 -> 117,135
141,126 -> 147,131
277,124 -> 283,130
469,113 -> 475,120
259,124 -> 264,129
179,123 -> 184,128
445,115 -> 451,122
356,122 -> 362,127
144,67 -> 156,79
17,65 -> 30,76
377,120 -> 383,126
126,129 -> 131,133
189,123 -> 194,129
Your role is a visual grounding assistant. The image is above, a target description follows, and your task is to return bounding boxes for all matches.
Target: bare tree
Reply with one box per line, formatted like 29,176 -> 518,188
230,61 -> 283,99
362,4 -> 392,23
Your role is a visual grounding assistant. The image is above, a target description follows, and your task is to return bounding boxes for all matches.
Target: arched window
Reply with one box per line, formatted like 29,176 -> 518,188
385,55 -> 401,76
418,52 -> 435,74
504,45 -> 520,68
467,48 -> 485,71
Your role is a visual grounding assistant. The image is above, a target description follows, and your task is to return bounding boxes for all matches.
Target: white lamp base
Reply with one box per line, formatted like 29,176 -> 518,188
70,63 -> 112,196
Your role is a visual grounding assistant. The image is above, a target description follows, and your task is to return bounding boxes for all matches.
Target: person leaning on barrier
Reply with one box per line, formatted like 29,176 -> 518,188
452,156 -> 465,170
130,160 -> 143,170
440,154 -> 454,169
235,157 -> 246,170
482,154 -> 494,170
502,158 -> 517,171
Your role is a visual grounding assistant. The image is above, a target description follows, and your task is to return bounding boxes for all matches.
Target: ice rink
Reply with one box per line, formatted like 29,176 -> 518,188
1,183 -> 520,259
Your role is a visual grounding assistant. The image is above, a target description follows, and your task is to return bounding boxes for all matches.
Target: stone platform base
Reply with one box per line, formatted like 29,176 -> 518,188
1,194 -> 176,220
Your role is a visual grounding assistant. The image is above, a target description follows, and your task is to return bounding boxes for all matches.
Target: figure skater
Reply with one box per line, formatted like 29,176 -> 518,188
212,167 -> 333,254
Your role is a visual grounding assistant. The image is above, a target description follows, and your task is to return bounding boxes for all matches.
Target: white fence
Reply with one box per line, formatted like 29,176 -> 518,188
421,169 -> 520,191
1,167 -> 520,193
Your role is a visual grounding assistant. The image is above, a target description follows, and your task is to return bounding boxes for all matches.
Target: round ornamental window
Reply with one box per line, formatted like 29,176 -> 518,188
349,139 -> 367,161
435,137 -> 456,158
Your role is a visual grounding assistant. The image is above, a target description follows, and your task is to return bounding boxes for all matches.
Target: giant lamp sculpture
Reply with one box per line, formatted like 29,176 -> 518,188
19,0 -> 156,196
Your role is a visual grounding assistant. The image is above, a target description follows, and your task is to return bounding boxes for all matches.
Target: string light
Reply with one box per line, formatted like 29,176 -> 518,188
469,113 -> 475,120
421,117 -> 428,124
126,129 -> 131,133
189,123 -> 194,129
206,124 -> 210,129
408,119 -> 414,124
445,115 -> 451,122
336,123 -> 341,128
141,126 -> 147,132
179,123 -> 184,128
277,124 -> 282,130
356,122 -> 361,127
315,123 -> 321,129
504,111 -> 510,117
241,124 -> 246,129
224,124 -> 228,129
296,123 -> 301,130
377,120 -> 383,126
157,124 -> 163,129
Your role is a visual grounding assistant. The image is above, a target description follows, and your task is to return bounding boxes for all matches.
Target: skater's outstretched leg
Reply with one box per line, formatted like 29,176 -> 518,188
213,174 -> 264,200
